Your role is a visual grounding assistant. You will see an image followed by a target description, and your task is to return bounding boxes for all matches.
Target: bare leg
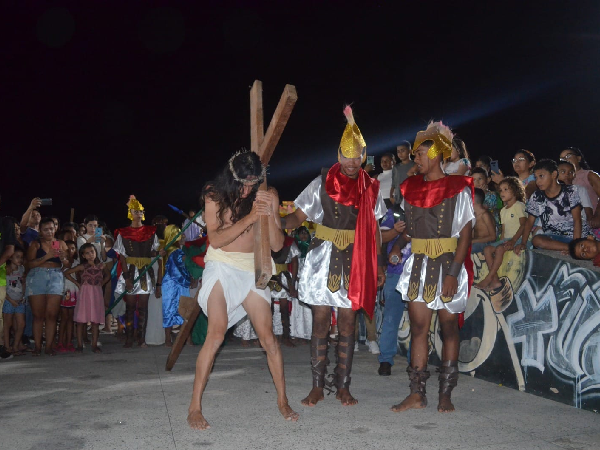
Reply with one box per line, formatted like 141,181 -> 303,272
244,292 -> 299,422
437,309 -> 459,413
3,313 -> 13,352
335,307 -> 358,406
137,294 -> 149,348
13,314 -> 25,352
66,309 -> 74,348
392,302 -> 433,412
124,296 -> 136,348
29,295 -> 48,355
43,295 -> 61,356
188,282 -> 228,431
76,323 -> 84,352
91,324 -> 102,353
301,305 -> 331,406
58,308 -> 67,347
475,246 -> 496,289
477,246 -> 505,290
279,298 -> 295,347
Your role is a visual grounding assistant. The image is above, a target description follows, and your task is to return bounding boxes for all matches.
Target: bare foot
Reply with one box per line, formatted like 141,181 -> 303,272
475,277 -> 491,290
278,402 -> 299,422
301,387 -> 324,407
241,340 -> 250,348
92,346 -> 102,354
32,348 -> 41,357
187,410 -> 210,430
391,393 -> 427,412
485,280 -> 502,292
139,342 -> 148,348
165,340 -> 172,348
438,394 -> 455,413
44,348 -> 57,356
336,388 -> 358,406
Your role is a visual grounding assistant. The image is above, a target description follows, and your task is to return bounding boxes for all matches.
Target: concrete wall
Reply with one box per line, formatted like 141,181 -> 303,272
393,250 -> 600,413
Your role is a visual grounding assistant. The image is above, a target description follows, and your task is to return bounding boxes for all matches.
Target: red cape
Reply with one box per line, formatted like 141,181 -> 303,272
325,163 -> 380,318
401,175 -> 475,327
114,225 -> 157,242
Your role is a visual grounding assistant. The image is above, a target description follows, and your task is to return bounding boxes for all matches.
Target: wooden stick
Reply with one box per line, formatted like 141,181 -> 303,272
251,81 -> 298,288
70,208 -> 75,223
165,294 -> 201,372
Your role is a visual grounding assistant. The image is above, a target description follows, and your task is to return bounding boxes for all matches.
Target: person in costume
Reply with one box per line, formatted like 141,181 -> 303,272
282,106 -> 387,406
389,121 -> 474,414
289,226 -> 312,342
113,196 -> 162,348
187,150 -> 298,431
161,224 -> 202,347
269,232 -> 300,346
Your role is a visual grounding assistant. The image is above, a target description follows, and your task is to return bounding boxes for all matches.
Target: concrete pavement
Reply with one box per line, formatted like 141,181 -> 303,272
1,337 -> 598,450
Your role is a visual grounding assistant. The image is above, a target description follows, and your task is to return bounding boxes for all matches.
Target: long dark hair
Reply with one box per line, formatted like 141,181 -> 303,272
202,151 -> 264,226
563,147 -> 590,170
78,243 -> 100,265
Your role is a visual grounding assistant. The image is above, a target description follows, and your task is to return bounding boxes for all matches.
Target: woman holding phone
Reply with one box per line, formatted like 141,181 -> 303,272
76,215 -> 107,262
26,217 -> 69,356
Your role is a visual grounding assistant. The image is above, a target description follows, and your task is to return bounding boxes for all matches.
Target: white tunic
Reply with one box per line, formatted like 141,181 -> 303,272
295,175 -> 386,309
396,187 -> 475,313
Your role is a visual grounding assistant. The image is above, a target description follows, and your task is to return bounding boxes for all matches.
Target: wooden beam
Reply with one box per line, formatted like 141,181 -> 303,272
257,84 -> 298,163
165,295 -> 201,372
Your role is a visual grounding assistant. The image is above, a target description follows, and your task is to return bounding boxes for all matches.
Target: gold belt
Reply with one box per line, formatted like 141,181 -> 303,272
314,224 -> 355,250
126,257 -> 152,270
411,238 -> 457,259
275,263 -> 288,274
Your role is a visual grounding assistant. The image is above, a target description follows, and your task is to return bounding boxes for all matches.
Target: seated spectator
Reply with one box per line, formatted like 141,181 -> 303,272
472,167 -> 501,235
515,159 -> 589,254
472,188 -> 497,253
491,150 -> 537,199
557,161 -> 593,225
559,147 -> 600,228
376,152 -> 395,208
476,177 -> 527,291
569,236 -> 600,266
19,198 -> 42,247
444,137 -> 471,176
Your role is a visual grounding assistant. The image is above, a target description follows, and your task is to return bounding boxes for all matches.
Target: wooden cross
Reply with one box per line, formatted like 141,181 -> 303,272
250,80 -> 298,288
165,81 -> 296,371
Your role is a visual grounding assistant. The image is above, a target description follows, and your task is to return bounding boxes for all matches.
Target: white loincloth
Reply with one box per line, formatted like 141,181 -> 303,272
197,246 -> 273,329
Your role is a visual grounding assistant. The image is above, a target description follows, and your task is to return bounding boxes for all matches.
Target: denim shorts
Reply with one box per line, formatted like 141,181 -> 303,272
26,267 -> 65,297
2,300 -> 25,314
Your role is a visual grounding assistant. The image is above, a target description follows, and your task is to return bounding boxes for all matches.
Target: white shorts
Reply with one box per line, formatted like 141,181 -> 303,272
198,260 -> 271,329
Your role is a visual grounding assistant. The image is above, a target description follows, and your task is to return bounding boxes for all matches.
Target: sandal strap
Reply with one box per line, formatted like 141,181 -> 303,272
438,360 -> 459,395
407,365 -> 431,397
310,336 -> 330,389
334,334 -> 355,390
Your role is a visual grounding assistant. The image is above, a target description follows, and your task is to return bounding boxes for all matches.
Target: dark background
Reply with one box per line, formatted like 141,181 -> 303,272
3,1 -> 600,230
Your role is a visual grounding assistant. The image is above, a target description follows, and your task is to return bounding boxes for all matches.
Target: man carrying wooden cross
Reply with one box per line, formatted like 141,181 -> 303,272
187,151 -> 299,430
282,106 -> 387,406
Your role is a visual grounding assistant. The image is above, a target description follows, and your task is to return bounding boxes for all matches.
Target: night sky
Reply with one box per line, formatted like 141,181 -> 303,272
3,2 -> 600,230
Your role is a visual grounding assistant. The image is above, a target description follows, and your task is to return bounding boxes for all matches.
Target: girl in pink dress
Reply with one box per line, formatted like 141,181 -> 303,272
64,243 -> 110,353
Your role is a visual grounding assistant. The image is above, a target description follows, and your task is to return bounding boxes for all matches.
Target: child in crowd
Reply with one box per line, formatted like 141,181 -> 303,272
64,243 -> 110,353
569,236 -> 600,266
472,188 -> 497,253
377,152 -> 395,208
2,248 -> 27,355
57,240 -> 79,352
515,159 -> 589,254
472,167 -> 502,235
443,137 -> 471,176
476,177 -> 527,291
557,161 -> 593,224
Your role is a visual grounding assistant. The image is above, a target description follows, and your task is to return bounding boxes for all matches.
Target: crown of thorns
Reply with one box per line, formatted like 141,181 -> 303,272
228,149 -> 267,185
